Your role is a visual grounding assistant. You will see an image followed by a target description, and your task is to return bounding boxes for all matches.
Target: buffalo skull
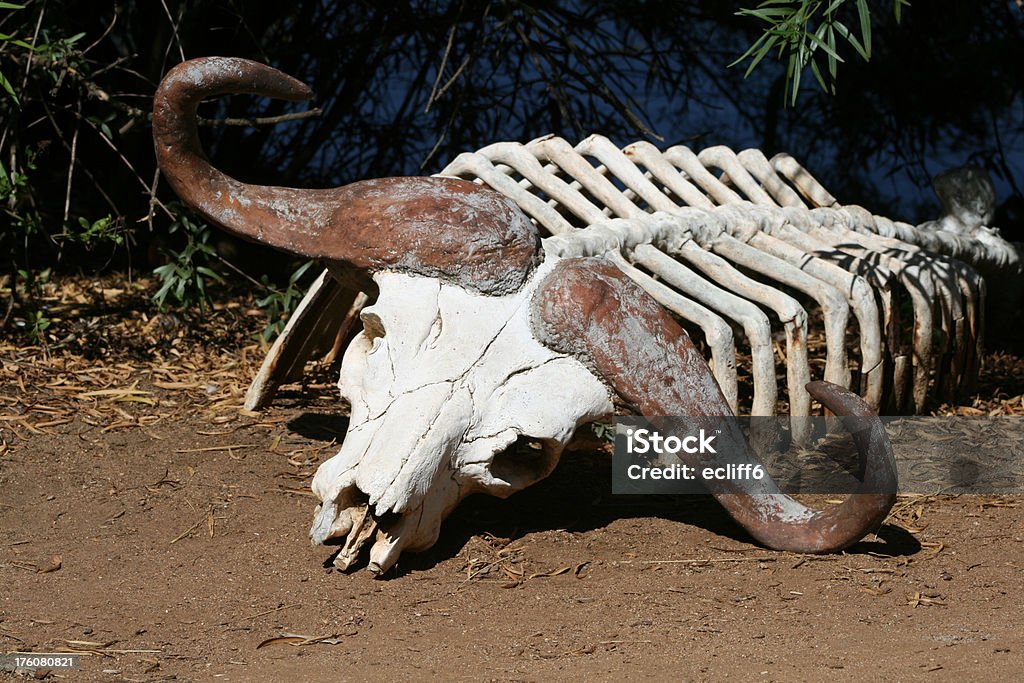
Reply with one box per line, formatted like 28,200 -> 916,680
153,57 -> 897,575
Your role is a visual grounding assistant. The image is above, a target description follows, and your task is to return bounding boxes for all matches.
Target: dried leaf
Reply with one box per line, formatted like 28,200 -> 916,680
255,635 -> 307,649
906,591 -> 947,607
501,565 -> 524,579
65,639 -> 115,648
256,631 -> 352,649
152,381 -> 202,390
528,566 -> 571,579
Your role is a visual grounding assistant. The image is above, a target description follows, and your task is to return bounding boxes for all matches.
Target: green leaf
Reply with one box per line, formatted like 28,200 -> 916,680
153,280 -> 174,308
809,59 -> 833,94
806,27 -> 843,62
742,37 -> 779,77
825,0 -> 846,14
288,259 -> 314,284
195,265 -> 225,283
0,69 -> 19,105
825,23 -> 838,80
734,0 -> 886,105
785,53 -> 796,106
894,0 -> 909,23
0,32 -> 34,49
855,0 -> 872,58
736,7 -> 793,22
255,292 -> 276,308
728,31 -> 773,68
832,20 -> 869,60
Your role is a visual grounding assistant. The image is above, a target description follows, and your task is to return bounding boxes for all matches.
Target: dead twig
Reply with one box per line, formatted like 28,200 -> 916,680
168,518 -> 202,544
197,108 -> 323,127
622,556 -> 780,565
174,444 -> 254,453
238,603 -> 301,622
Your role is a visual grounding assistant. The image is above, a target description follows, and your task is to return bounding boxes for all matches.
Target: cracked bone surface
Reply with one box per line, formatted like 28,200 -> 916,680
155,57 -> 1010,575
308,262 -> 613,572
250,135 -> 1015,419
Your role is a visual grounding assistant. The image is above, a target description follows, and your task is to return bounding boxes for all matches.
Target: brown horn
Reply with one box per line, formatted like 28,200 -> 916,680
531,257 -> 897,553
152,57 -> 540,295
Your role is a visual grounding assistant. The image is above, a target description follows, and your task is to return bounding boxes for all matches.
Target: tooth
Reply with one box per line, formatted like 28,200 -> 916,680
333,505 -> 377,570
367,530 -> 405,576
309,501 -> 338,545
328,508 -> 353,539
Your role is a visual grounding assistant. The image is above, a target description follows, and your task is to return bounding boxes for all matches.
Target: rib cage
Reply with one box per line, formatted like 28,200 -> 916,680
245,135 -> 1018,419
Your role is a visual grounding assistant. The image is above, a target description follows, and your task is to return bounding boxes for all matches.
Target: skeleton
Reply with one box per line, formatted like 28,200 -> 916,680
248,135 -> 1017,422
156,57 -> 928,575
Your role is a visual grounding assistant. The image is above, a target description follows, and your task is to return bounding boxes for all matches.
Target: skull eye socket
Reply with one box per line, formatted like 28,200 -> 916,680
360,311 -> 386,341
489,435 -> 560,488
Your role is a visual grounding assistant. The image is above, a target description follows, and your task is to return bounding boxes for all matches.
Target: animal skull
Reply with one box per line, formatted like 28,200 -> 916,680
308,263 -> 612,572
153,57 -> 898,576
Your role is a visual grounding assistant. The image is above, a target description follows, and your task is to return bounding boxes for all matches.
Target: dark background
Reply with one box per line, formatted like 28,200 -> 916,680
2,0 -> 1022,316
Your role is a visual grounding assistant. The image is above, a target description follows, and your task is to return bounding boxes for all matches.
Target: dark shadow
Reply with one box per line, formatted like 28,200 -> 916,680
842,523 -> 920,556
394,447 -> 923,575
288,419 -> 920,576
321,543 -> 378,577
287,412 -> 350,442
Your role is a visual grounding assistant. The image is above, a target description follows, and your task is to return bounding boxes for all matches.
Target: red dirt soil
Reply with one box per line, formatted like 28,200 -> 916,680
1,277 -> 1023,681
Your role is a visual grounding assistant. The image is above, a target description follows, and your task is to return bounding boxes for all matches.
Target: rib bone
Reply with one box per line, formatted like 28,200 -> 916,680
248,136 -> 1015,423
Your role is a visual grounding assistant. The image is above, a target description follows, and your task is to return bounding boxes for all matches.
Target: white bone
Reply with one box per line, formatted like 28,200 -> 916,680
238,135 -> 1008,570
770,153 -> 1019,270
630,244 -> 772,415
310,257 -> 614,572
492,139 -> 801,424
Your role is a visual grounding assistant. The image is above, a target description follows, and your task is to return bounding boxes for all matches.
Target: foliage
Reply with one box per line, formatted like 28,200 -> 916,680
0,1 -> 30,102
733,0 -> 910,105
0,0 -> 1021,341
11,266 -> 50,343
591,421 -> 616,443
22,307 -> 50,342
64,215 -> 122,246
0,0 -> 691,338
0,0 -> 143,331
152,209 -> 225,313
255,260 -> 315,342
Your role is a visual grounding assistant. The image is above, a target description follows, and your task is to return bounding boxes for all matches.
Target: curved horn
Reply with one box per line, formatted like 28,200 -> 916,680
152,57 -> 540,295
532,257 -> 897,553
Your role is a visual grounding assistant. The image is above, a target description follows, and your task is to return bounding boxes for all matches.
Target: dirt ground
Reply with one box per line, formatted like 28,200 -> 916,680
2,278 -> 1023,682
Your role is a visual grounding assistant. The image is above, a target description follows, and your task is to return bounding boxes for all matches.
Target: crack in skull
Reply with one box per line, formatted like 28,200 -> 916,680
309,256 -> 614,574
